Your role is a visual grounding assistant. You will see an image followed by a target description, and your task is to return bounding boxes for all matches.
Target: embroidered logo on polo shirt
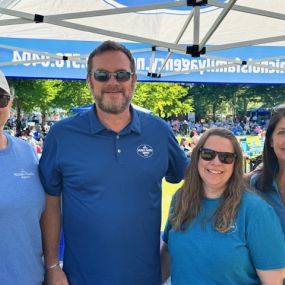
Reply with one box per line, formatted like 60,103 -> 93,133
14,169 -> 35,179
137,144 -> 154,158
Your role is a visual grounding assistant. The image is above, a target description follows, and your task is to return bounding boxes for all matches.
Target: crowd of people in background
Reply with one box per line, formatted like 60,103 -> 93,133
168,116 -> 267,137
4,114 -> 268,158
4,115 -> 56,155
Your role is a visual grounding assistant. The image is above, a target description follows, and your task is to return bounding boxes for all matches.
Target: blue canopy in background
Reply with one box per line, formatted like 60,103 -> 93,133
250,107 -> 271,116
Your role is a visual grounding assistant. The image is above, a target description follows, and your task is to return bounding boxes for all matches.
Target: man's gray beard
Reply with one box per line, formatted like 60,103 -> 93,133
96,96 -> 131,115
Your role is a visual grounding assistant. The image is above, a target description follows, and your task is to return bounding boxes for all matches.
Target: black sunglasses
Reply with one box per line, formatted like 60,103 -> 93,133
92,70 -> 134,82
0,93 -> 10,108
199,148 -> 236,164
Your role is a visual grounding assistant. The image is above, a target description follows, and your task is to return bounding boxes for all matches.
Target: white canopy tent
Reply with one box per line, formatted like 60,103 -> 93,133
0,0 -> 284,83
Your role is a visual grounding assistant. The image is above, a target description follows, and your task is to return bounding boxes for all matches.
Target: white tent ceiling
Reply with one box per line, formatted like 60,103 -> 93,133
0,0 -> 284,83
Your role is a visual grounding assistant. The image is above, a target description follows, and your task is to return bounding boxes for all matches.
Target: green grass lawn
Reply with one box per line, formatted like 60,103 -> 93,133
161,179 -> 183,231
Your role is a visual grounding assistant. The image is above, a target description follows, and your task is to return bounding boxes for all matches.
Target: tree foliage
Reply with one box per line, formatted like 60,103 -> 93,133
8,78 -> 93,124
6,77 -> 285,122
190,84 -> 233,120
133,82 -> 193,118
190,83 -> 285,120
8,79 -> 59,124
52,80 -> 93,110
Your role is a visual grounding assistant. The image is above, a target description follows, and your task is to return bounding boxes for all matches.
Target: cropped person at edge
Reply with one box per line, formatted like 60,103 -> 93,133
0,70 -> 45,285
250,105 -> 285,233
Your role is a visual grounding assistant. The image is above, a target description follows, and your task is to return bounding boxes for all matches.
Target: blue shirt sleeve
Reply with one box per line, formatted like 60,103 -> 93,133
246,198 -> 285,270
39,128 -> 62,196
165,127 -> 189,183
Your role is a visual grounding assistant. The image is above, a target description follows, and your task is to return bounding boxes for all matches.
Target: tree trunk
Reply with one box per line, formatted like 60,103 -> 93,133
41,110 -> 47,127
212,104 -> 217,121
15,99 -> 22,131
242,98 -> 248,118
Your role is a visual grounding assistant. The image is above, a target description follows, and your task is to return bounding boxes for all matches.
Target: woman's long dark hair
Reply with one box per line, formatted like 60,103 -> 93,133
170,127 -> 245,233
256,105 -> 285,192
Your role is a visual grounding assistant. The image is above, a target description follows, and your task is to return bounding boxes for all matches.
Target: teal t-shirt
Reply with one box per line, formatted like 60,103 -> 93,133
163,191 -> 285,285
250,173 -> 285,233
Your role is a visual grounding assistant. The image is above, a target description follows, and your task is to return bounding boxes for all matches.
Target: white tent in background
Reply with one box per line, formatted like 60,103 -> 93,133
0,0 -> 284,84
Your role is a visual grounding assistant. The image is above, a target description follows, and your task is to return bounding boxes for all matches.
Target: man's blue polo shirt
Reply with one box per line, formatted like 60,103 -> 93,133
39,105 -> 188,285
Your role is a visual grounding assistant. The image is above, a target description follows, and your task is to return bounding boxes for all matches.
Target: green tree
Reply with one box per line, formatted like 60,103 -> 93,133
133,82 -> 193,118
8,78 -> 285,125
52,80 -> 93,111
7,79 -> 34,121
8,79 -> 94,125
190,84 -> 232,120
257,85 -> 285,107
8,79 -> 61,126
36,80 -> 62,125
234,85 -> 285,117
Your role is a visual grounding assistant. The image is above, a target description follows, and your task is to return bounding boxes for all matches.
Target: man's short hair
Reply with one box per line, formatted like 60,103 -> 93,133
87,41 -> 136,75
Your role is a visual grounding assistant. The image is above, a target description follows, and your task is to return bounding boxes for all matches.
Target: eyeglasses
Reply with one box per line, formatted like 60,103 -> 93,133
92,70 -> 134,82
199,148 -> 236,164
0,93 -> 10,108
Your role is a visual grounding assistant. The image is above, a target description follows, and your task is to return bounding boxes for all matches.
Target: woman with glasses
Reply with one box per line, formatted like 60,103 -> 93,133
0,70 -> 45,285
250,105 -> 285,234
161,127 -> 285,285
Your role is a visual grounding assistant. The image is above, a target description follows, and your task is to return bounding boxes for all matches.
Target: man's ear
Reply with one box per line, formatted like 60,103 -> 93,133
132,73 -> 137,88
8,97 -> 14,107
86,76 -> 92,90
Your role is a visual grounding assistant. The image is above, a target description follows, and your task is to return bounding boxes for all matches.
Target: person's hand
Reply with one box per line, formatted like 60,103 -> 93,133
44,266 -> 69,285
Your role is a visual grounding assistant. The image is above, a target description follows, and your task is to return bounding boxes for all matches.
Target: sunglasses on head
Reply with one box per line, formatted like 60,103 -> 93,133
0,92 -> 10,108
199,148 -> 236,164
92,70 -> 134,82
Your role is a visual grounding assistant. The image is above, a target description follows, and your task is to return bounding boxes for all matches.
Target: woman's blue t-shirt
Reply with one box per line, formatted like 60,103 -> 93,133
163,191 -> 285,285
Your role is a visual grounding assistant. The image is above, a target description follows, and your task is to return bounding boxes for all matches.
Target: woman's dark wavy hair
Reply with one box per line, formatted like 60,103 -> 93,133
170,127 -> 245,233
256,105 -> 285,192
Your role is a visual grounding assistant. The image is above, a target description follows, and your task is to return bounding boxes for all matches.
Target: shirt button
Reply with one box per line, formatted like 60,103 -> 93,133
116,135 -> 120,140
117,149 -> 121,154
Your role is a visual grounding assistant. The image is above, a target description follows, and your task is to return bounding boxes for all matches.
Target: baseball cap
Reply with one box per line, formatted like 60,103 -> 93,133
0,70 -> 11,96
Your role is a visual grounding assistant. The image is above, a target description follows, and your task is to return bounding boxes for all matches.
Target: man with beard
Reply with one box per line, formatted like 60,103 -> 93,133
39,41 -> 188,285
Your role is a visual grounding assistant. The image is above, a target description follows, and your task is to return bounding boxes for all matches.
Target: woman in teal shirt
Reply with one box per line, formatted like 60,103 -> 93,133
161,127 -> 285,285
251,105 -> 285,233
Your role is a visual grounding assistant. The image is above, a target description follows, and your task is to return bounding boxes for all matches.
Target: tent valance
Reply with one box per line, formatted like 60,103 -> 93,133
0,0 -> 284,84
